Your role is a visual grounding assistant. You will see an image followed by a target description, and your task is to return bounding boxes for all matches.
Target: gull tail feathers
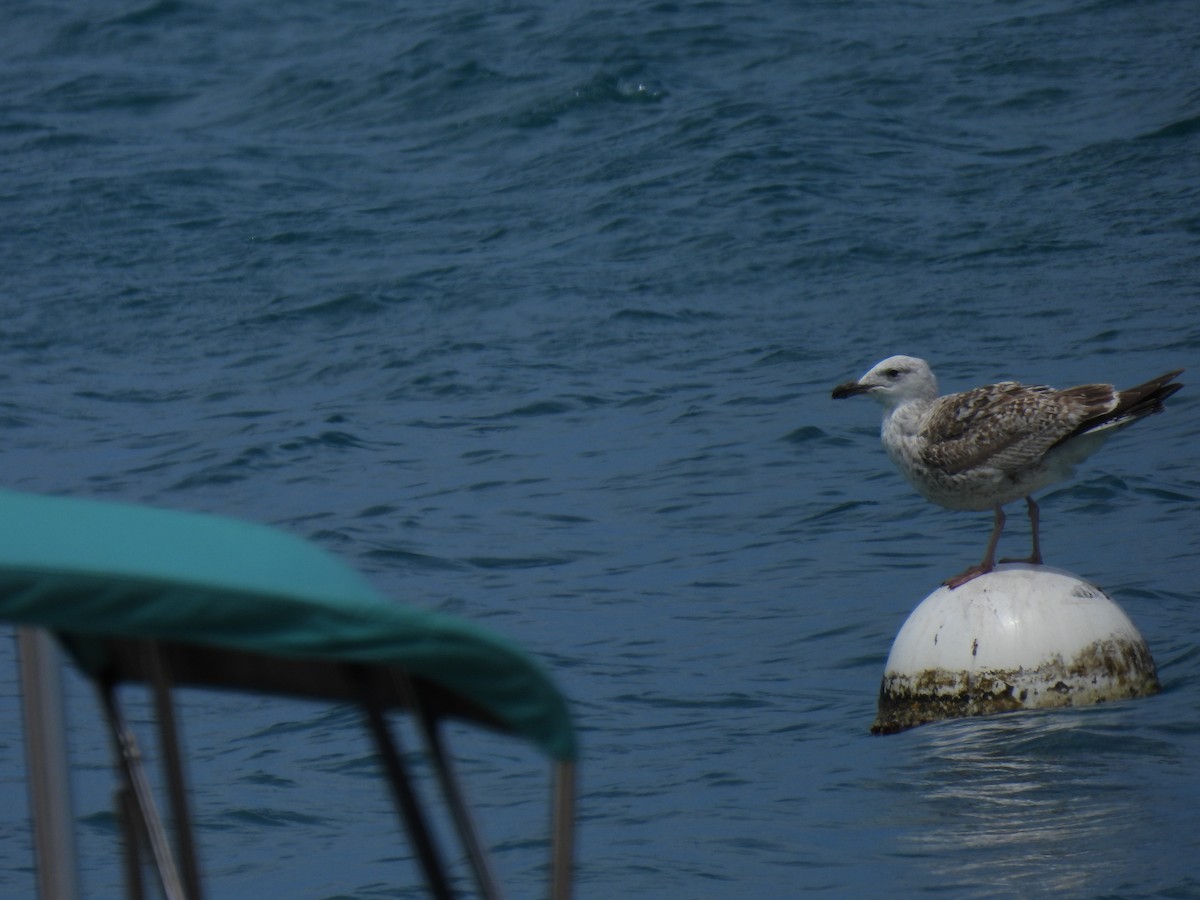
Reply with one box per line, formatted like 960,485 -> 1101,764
1057,369 -> 1183,444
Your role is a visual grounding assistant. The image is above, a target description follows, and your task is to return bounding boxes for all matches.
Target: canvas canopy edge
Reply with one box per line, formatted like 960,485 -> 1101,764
0,490 -> 576,762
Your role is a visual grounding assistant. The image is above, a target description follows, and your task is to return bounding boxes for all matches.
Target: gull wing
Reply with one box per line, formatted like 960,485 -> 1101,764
918,381 -> 1117,477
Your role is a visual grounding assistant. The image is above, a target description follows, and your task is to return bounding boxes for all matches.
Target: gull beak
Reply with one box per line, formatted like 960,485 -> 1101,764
832,380 -> 872,399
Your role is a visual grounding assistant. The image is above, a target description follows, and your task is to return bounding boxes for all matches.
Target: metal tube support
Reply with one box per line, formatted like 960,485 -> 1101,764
551,762 -> 576,900
99,681 -> 189,900
417,713 -> 503,900
16,627 -> 82,900
142,641 -> 205,900
361,695 -> 456,900
117,787 -> 147,900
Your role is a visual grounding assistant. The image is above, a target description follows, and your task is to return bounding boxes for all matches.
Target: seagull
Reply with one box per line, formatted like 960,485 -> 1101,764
832,356 -> 1183,588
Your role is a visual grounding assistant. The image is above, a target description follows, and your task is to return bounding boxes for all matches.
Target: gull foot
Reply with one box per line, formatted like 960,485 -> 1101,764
943,563 -> 994,589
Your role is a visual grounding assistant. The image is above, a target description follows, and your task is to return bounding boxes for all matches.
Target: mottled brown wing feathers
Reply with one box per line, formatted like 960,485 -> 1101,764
919,381 -> 1117,476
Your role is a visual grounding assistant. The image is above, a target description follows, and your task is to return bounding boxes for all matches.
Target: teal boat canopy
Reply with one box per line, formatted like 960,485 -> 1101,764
0,489 -> 576,762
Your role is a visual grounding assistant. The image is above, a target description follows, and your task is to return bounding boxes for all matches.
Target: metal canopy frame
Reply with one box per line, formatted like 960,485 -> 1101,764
4,490 -> 576,900
17,629 -> 576,900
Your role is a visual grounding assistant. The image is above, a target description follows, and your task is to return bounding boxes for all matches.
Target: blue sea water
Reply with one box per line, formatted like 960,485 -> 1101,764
2,0 -> 1199,897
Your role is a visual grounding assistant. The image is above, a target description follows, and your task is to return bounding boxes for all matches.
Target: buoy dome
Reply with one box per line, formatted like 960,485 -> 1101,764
872,564 -> 1159,734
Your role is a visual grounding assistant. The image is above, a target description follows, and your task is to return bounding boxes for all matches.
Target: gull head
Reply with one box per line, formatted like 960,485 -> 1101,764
831,355 -> 939,409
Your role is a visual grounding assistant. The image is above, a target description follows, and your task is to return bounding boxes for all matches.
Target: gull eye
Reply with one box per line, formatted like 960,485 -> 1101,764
883,368 -> 901,379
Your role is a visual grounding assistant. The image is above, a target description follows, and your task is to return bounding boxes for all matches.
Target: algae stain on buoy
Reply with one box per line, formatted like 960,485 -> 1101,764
871,564 -> 1159,735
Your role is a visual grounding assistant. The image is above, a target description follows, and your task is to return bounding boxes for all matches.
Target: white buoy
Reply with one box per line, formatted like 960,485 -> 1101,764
872,564 -> 1159,734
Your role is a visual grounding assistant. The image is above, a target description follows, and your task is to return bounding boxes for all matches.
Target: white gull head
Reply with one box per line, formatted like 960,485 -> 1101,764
831,355 -> 938,411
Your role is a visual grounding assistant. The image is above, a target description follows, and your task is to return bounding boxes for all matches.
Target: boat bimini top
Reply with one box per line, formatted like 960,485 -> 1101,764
0,489 -> 577,900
